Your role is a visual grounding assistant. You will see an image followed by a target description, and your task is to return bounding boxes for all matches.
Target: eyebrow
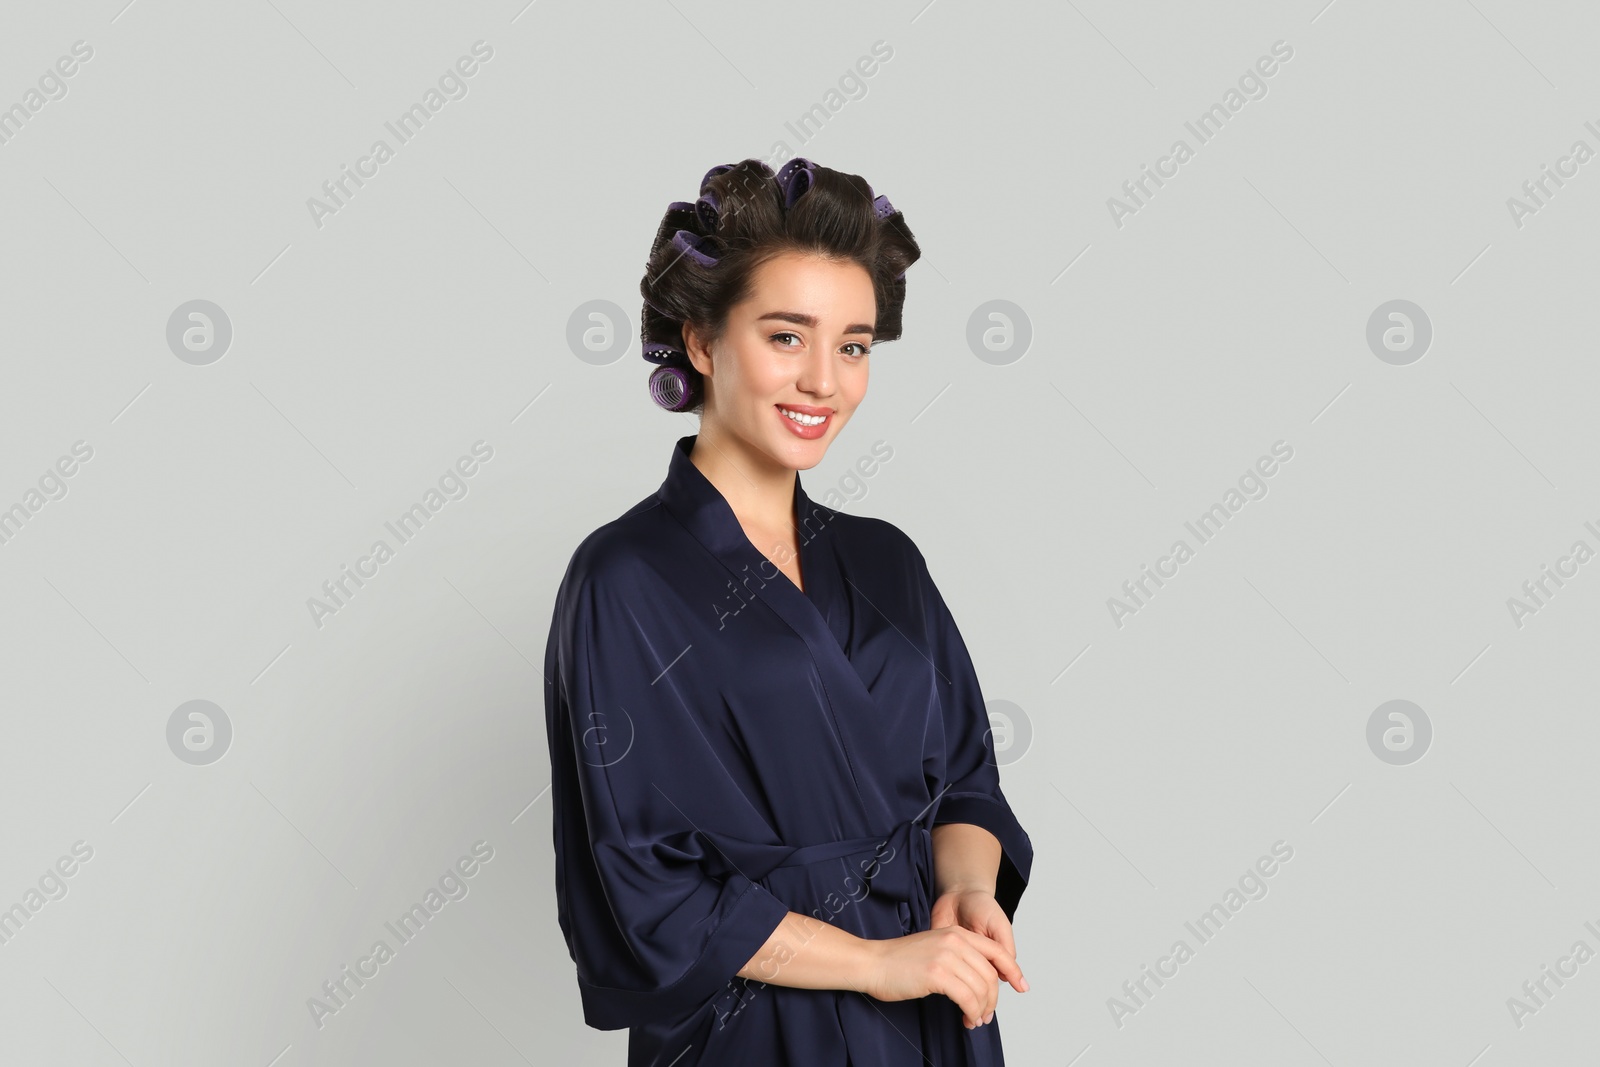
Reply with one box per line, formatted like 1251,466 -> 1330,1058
758,311 -> 876,337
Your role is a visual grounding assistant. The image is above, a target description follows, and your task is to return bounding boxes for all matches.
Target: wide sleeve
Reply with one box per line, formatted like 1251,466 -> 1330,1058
914,547 -> 1034,924
543,559 -> 790,1031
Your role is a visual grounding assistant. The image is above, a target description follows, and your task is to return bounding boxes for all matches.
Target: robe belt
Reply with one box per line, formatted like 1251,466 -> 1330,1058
766,817 -> 933,935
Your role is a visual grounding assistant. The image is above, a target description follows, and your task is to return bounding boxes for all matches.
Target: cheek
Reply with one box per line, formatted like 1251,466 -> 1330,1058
845,363 -> 870,404
724,345 -> 773,394
746,352 -> 793,395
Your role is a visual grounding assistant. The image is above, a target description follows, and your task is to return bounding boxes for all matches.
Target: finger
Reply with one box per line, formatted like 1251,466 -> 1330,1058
990,913 -> 1017,961
948,955 -> 992,1029
939,935 -> 992,1028
949,924 -> 1002,951
970,947 -> 999,1021
990,923 -> 1025,990
953,943 -> 1000,1025
954,925 -> 1021,995
932,956 -> 981,1029
976,929 -> 1020,981
962,900 -> 1015,965
966,928 -> 1024,990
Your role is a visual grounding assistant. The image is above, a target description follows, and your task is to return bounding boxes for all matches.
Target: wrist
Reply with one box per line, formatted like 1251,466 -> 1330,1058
934,881 -> 995,898
849,933 -> 885,995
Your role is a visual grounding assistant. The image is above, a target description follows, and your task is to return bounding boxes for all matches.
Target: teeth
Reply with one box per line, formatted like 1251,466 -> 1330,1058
779,407 -> 827,427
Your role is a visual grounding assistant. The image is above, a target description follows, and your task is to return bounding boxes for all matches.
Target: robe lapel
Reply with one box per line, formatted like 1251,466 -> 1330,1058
655,434 -> 906,825
657,434 -> 846,659
797,490 -> 853,653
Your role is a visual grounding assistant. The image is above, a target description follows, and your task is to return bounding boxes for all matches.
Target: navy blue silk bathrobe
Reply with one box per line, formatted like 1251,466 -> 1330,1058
544,434 -> 1033,1066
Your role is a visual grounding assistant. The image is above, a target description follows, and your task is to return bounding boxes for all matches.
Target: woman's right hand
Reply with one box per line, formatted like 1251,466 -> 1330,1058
858,927 -> 1024,1029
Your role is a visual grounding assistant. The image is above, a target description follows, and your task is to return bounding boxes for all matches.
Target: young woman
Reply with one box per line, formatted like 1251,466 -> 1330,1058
543,157 -> 1033,1066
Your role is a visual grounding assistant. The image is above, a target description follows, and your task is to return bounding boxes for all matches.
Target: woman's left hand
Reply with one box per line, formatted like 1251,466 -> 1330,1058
929,889 -> 1028,993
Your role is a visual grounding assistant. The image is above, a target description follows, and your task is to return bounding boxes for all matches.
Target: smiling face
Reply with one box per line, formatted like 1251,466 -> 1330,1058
684,248 -> 877,471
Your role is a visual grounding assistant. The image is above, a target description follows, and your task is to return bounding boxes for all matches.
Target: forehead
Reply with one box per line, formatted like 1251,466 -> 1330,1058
742,250 -> 876,316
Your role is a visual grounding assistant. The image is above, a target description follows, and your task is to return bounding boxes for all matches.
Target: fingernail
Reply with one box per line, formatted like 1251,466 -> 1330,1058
983,1011 -> 994,1024
1019,977 -> 1030,992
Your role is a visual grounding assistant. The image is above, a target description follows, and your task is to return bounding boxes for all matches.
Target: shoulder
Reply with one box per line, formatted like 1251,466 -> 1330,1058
810,505 -> 930,578
831,510 -> 922,556
557,495 -> 676,601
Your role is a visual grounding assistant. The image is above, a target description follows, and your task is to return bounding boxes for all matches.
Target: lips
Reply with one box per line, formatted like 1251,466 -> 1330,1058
775,403 -> 832,439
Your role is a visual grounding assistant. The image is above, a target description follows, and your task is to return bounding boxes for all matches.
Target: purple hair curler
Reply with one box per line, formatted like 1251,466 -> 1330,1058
642,341 -> 682,365
774,157 -> 815,210
695,190 -> 720,232
648,364 -> 692,410
668,229 -> 719,269
699,163 -> 736,195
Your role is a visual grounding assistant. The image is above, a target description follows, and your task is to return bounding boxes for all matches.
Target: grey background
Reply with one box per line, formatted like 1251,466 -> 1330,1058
2,0 -> 1596,1063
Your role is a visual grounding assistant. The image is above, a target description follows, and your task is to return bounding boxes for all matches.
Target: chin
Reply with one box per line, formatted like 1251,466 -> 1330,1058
771,442 -> 827,470
772,432 -> 834,466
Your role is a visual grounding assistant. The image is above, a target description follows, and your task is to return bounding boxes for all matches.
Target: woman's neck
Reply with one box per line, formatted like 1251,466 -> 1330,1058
689,424 -> 798,537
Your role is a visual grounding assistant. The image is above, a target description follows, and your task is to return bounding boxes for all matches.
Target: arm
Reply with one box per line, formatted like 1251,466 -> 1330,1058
930,822 -> 1025,981
931,822 -> 1001,897
735,910 -> 874,989
547,566 -> 795,1031
916,547 -> 1034,924
734,907 -> 1026,1029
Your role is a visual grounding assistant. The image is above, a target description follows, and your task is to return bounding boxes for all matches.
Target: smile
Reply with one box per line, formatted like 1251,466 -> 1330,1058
775,404 -> 833,440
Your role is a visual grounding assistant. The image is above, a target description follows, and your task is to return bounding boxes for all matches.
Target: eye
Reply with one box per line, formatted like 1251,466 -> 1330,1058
842,342 -> 871,358
770,331 -> 802,347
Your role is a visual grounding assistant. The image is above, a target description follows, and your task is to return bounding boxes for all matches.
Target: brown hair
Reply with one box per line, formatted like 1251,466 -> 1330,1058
639,158 -> 920,414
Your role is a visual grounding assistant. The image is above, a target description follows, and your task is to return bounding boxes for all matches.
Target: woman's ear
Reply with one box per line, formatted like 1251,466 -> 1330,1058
682,321 -> 714,378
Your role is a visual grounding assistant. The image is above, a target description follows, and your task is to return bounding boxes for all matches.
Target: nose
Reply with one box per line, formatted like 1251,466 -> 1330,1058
796,345 -> 835,397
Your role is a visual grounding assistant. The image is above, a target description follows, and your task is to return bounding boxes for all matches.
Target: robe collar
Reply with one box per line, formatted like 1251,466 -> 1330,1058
656,432 -> 818,567
656,433 -> 850,651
